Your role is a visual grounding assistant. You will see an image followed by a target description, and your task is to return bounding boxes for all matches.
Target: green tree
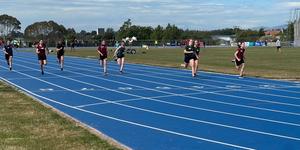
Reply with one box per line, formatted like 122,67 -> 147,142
103,28 -> 115,40
116,19 -> 132,40
258,28 -> 265,37
151,25 -> 164,40
66,28 -> 76,42
0,14 -> 21,38
163,23 -> 182,40
24,21 -> 67,46
286,22 -> 294,41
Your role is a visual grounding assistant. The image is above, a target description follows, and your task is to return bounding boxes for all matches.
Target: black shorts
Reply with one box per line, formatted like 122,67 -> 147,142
38,54 -> 47,60
117,54 -> 125,58
99,54 -> 107,60
235,59 -> 244,66
5,53 -> 13,60
277,46 -> 281,49
57,51 -> 64,59
184,53 -> 198,63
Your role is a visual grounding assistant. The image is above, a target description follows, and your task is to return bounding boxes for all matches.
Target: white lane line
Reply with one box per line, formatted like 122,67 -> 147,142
5,64 -> 300,142
13,58 -> 300,116
81,88 -> 95,91
51,60 -> 300,108
40,88 -> 54,92
56,57 -> 300,98
2,65 -> 300,141
226,85 -> 242,88
116,61 -> 295,87
156,86 -> 172,90
259,85 -> 277,88
118,87 -> 133,90
23,55 -> 300,108
8,59 -> 300,129
19,55 -> 300,95
1,77 -> 255,150
64,55 -> 297,90
192,86 -> 205,89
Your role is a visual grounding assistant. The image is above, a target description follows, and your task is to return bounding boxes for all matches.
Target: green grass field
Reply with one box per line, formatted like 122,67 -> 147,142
63,46 -> 300,80
0,82 -> 121,150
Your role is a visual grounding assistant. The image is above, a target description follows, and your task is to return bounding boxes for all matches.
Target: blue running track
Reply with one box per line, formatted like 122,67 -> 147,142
1,52 -> 300,150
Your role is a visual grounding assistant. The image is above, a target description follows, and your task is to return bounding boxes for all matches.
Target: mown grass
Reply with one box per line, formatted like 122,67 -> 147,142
62,46 -> 300,79
0,82 -> 122,150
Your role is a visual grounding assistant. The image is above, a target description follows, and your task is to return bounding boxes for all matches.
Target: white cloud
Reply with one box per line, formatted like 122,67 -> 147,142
287,2 -> 300,7
0,0 -> 295,31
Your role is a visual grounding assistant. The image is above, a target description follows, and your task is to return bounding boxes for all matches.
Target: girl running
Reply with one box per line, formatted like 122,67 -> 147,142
36,40 -> 47,75
97,40 -> 108,75
184,39 -> 198,77
194,40 -> 201,74
3,40 -> 13,71
114,41 -> 126,74
56,40 -> 65,71
234,42 -> 246,78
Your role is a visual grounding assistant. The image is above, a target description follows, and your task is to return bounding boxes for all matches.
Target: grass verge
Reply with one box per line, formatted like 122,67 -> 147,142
0,81 -> 122,150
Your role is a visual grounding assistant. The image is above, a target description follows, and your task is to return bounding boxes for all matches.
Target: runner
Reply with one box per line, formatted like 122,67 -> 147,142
114,41 -> 126,74
184,39 -> 198,77
36,40 -> 47,75
3,40 -> 13,71
234,42 -> 246,78
97,40 -> 108,75
56,40 -> 65,71
194,40 -> 201,75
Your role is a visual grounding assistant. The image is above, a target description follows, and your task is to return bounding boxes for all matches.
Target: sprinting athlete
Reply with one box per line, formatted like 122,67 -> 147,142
194,40 -> 201,74
3,40 -> 13,71
97,40 -> 108,75
36,40 -> 47,75
56,40 -> 65,71
184,39 -> 198,77
114,41 -> 126,74
234,42 -> 246,78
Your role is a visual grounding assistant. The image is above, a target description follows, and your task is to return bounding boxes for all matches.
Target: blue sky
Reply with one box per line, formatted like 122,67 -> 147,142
1,0 -> 300,32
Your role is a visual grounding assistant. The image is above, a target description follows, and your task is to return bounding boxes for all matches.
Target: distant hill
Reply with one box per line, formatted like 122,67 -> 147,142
252,24 -> 287,31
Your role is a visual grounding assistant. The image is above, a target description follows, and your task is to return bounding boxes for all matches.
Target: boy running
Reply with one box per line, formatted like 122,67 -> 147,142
3,40 -> 13,71
234,42 -> 246,78
56,40 -> 65,71
36,40 -> 47,75
97,40 -> 108,75
114,41 -> 126,74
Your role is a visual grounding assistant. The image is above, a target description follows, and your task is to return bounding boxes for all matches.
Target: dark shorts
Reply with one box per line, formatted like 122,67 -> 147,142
57,51 -> 64,59
277,46 -> 281,49
235,59 -> 244,66
117,54 -> 125,58
5,53 -> 13,60
99,54 -> 107,60
38,54 -> 47,60
184,53 -> 198,63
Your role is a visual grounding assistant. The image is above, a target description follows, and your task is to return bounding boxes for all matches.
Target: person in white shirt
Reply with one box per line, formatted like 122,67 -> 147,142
276,39 -> 281,53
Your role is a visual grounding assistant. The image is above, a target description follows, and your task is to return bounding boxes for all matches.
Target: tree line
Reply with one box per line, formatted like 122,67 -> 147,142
0,14 -> 294,47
